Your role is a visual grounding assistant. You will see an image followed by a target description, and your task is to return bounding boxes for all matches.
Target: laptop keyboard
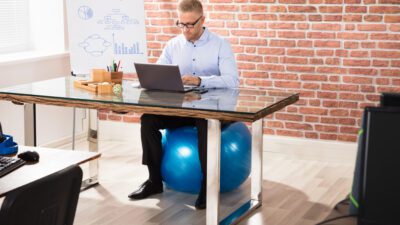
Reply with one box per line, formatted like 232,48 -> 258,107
0,156 -> 26,178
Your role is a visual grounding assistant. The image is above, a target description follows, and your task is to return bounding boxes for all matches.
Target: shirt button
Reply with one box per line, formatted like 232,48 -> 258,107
194,45 -> 196,47
193,58 -> 195,61
193,72 -> 196,75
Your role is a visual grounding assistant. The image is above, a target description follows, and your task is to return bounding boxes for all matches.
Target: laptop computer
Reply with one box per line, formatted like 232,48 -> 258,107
134,62 -> 198,93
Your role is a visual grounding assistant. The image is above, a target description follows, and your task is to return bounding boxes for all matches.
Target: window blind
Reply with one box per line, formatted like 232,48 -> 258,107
0,0 -> 29,53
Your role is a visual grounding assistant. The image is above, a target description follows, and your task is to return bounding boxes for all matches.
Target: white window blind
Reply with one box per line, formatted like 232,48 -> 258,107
0,0 -> 29,53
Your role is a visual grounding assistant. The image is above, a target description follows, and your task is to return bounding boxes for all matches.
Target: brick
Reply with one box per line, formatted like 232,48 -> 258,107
338,135 -> 357,142
123,116 -> 140,123
330,109 -> 350,116
326,58 -> 340,65
317,91 -> 337,99
322,84 -> 340,91
364,0 -> 376,3
315,124 -> 338,132
346,0 -> 361,2
343,76 -> 373,84
278,31 -> 306,39
108,114 -> 122,121
307,32 -> 335,39
320,133 -> 338,141
323,100 -> 339,107
241,71 -> 269,78
379,0 -> 400,3
269,22 -> 295,30
325,0 -> 343,3
369,6 -> 400,13
311,58 -> 324,64
371,50 -> 400,58
237,54 -> 263,62
376,78 -> 390,85
270,73 -> 298,80
298,40 -> 313,47
287,49 -> 314,56
314,40 -> 340,48
245,47 -> 256,53
392,60 -> 400,67
345,24 -> 356,31
378,42 -> 400,49
340,93 -> 364,101
390,24 -> 400,32
309,15 -> 322,21
316,50 -> 334,56
338,32 -> 367,40
213,5 -> 239,11
237,62 -> 256,70
98,113 -> 107,120
241,5 -> 268,12
324,15 -> 343,21
300,107 -> 329,115
264,56 -> 280,63
151,19 -> 175,26
385,15 -> 400,23
305,116 -> 319,122
371,33 -> 400,41
361,42 -> 376,49
282,57 -> 308,64
348,68 -> 378,76
267,121 -> 284,128
344,42 -> 359,49
319,6 -> 343,13
300,74 -> 328,81
341,84 -> 359,92
276,130 -> 303,138
340,102 -> 358,108
275,113 -> 303,121
343,15 -> 362,22
343,59 -> 371,67
358,24 -> 387,31
350,51 -> 369,58
360,85 -> 375,93
257,64 -> 285,71
209,13 -> 235,20
245,79 -> 273,86
269,6 -> 287,13
340,126 -> 359,134
312,23 -> 341,31
286,122 -> 313,130
303,83 -> 320,89
270,39 -> 296,47
321,117 -> 339,124
346,6 -> 367,13
240,38 -> 268,46
279,14 -> 307,21
317,66 -> 346,74
381,69 -> 400,77
288,6 -> 317,13
159,3 -> 176,10
252,14 -> 277,20
305,132 -> 319,139
287,66 -> 315,72
279,0 -> 307,3
259,48 -> 285,55
364,15 -> 383,22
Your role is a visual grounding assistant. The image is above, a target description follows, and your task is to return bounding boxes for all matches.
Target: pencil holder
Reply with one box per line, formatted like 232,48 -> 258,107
91,69 -> 107,82
105,71 -> 123,84
0,135 -> 18,155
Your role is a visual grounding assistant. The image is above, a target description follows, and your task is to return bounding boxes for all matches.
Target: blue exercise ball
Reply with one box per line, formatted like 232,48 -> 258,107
161,122 -> 251,194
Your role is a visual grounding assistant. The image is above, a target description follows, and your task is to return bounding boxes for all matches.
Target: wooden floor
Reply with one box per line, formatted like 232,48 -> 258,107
59,139 -> 357,225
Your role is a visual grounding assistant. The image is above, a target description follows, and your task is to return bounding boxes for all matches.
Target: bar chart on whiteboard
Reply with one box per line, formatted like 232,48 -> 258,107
66,0 -> 148,75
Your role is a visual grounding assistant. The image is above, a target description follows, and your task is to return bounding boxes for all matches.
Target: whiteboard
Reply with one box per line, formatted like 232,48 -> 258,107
66,0 -> 148,74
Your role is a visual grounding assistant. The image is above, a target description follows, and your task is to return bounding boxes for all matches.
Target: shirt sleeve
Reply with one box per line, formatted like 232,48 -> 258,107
199,39 -> 239,89
157,42 -> 172,64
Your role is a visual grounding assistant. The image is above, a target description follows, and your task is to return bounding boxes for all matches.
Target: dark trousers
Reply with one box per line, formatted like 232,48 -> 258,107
140,114 -> 207,187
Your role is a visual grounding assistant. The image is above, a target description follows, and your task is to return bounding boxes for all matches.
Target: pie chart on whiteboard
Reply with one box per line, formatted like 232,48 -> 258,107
78,6 -> 93,20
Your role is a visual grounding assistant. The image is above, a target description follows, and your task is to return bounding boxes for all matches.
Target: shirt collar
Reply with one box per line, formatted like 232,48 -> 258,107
180,27 -> 209,46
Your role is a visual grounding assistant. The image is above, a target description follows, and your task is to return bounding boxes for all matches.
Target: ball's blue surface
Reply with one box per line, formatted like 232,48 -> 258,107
161,122 -> 251,194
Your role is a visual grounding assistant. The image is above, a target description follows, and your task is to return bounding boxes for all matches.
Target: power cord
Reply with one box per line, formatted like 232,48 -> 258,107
315,214 -> 357,225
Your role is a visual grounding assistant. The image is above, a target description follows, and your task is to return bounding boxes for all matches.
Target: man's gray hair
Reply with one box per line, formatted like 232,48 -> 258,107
178,0 -> 203,15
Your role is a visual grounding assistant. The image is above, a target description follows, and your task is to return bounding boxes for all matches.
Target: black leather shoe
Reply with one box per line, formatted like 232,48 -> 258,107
195,185 -> 206,210
128,180 -> 163,200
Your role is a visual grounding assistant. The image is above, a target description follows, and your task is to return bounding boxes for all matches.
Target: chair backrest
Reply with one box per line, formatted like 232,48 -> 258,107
0,165 -> 83,225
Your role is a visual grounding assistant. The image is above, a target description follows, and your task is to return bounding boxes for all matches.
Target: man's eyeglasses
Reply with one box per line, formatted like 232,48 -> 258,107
176,15 -> 203,29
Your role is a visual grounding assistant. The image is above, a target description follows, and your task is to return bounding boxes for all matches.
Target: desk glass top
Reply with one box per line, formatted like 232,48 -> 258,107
0,77 -> 298,121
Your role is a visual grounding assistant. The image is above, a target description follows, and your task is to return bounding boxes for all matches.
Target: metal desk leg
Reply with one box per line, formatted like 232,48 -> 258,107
24,103 -> 36,146
81,109 -> 99,190
219,119 -> 263,225
207,119 -> 221,225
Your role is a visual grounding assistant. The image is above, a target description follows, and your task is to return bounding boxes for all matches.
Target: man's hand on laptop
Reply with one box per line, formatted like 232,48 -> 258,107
182,75 -> 201,86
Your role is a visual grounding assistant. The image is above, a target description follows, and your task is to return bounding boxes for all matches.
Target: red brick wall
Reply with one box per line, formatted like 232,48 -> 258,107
100,0 -> 400,143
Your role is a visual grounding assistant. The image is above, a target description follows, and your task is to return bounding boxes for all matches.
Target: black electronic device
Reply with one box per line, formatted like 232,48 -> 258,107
18,151 -> 40,163
356,107 -> 400,225
380,92 -> 400,107
0,156 -> 26,178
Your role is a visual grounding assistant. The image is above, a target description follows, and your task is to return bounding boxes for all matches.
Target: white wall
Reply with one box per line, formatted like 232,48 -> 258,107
0,54 -> 85,146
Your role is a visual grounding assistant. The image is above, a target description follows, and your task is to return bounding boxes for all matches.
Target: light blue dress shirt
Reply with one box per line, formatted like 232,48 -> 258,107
157,28 -> 239,89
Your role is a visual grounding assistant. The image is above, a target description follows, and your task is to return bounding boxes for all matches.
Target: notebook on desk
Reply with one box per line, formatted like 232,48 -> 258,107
134,62 -> 199,93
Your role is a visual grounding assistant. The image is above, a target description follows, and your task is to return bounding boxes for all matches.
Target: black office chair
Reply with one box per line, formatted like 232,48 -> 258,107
0,165 -> 83,225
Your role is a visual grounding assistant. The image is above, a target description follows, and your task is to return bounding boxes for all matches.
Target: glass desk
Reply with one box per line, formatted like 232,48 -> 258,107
0,77 -> 299,225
